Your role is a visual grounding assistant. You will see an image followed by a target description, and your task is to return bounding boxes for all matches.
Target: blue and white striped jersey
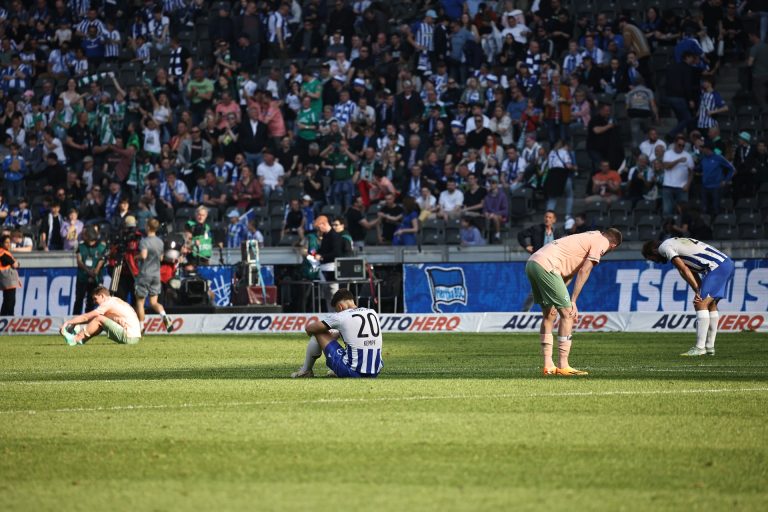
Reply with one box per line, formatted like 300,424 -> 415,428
697,90 -> 724,129
323,307 -> 384,375
658,238 -> 730,274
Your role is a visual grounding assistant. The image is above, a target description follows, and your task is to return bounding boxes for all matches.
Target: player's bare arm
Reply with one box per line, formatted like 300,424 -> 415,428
305,321 -> 330,336
569,259 -> 595,319
671,257 -> 700,296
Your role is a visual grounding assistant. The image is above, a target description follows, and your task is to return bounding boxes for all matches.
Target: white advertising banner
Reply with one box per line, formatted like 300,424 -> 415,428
2,312 -> 766,336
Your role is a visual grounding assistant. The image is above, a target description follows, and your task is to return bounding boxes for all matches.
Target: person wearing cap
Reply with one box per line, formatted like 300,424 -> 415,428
699,142 -> 735,217
72,226 -> 107,314
224,209 -> 248,249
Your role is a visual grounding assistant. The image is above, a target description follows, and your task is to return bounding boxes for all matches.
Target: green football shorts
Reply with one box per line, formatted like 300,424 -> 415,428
101,318 -> 141,345
525,260 -> 572,309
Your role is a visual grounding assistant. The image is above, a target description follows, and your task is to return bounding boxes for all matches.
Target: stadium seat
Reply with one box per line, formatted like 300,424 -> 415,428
638,224 -> 660,240
420,218 -> 444,245
584,201 -> 607,219
508,189 -> 533,220
444,218 -> 461,245
278,234 -> 300,246
713,224 -> 737,240
637,213 -> 661,235
734,197 -> 758,216
321,204 -> 341,217
207,208 -> 220,223
270,204 -> 285,218
633,199 -> 657,216
610,214 -> 632,233
712,212 -> 735,226
367,203 -> 382,216
591,214 -> 609,229
250,206 -> 268,220
622,229 -> 639,242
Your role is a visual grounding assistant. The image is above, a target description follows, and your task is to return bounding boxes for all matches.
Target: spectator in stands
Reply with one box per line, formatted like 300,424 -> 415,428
662,134 -> 695,217
231,165 -> 263,211
586,160 -> 622,204
416,186 -> 439,222
324,139 -> 358,211
60,208 -> 83,251
39,201 -> 64,251
392,197 -> 420,247
625,77 -> 658,148
544,140 -> 576,218
748,32 -> 768,110
639,128 -> 667,160
460,216 -> 485,247
461,173 -> 486,217
627,154 -> 657,206
565,212 -> 588,235
282,198 -> 305,243
699,142 -> 736,217
696,76 -> 728,132
10,229 -> 33,253
517,210 -> 564,255
256,149 -> 285,200
733,131 -> 756,201
377,193 -> 404,244
1,142 -> 26,198
483,176 -> 508,242
438,177 -> 464,220
666,52 -> 699,138
586,103 -> 623,182
345,196 -> 379,251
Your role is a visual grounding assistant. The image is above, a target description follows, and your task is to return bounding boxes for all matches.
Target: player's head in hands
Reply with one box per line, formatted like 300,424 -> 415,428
330,289 -> 357,312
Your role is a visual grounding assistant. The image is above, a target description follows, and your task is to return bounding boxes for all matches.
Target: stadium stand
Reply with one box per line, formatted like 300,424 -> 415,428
0,0 -> 767,257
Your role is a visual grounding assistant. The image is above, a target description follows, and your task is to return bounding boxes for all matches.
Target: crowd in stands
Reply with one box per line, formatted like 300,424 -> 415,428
2,0 -> 768,256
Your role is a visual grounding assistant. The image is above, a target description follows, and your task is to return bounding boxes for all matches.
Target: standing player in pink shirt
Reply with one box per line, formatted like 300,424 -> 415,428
525,228 -> 623,376
59,287 -> 143,346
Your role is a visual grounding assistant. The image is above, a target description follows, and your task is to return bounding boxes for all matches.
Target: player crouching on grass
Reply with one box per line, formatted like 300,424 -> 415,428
59,287 -> 142,346
525,228 -> 623,376
642,238 -> 735,357
291,289 -> 383,379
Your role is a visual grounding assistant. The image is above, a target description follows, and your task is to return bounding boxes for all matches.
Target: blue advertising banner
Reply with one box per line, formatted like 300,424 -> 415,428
404,260 -> 768,313
5,265 -> 275,315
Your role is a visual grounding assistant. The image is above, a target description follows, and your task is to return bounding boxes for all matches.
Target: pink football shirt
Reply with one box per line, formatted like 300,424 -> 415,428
95,297 -> 143,339
528,231 -> 610,277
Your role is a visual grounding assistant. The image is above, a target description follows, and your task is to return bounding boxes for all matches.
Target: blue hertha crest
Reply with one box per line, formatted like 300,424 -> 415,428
425,267 -> 468,313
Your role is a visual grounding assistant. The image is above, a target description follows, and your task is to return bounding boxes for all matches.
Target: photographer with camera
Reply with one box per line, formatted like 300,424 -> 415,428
74,227 -> 107,314
107,215 -> 142,302
135,218 -> 173,333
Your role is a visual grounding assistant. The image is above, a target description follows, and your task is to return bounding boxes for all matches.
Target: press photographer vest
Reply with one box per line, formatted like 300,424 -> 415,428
187,221 -> 212,259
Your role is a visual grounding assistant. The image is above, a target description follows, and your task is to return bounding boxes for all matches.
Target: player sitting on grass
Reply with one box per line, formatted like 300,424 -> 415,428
642,238 -> 734,356
291,289 -> 383,378
525,228 -> 623,376
59,286 -> 143,346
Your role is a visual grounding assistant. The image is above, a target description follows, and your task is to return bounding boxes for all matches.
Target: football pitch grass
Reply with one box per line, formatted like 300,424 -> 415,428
1,332 -> 767,511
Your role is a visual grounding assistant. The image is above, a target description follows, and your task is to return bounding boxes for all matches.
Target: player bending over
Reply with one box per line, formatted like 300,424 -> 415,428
291,289 -> 383,378
59,286 -> 143,346
642,238 -> 734,356
525,228 -> 623,376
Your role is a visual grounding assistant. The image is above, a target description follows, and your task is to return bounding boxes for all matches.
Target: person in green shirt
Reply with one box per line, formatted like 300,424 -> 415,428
185,205 -> 213,265
296,95 -> 318,157
186,67 -> 215,125
321,139 -> 359,211
74,227 -> 107,314
300,70 -> 323,116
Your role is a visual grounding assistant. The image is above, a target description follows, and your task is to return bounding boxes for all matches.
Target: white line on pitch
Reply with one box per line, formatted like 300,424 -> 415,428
1,387 -> 767,416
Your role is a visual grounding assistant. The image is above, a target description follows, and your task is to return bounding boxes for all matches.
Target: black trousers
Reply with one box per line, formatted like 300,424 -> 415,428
73,278 -> 98,315
1,289 -> 16,316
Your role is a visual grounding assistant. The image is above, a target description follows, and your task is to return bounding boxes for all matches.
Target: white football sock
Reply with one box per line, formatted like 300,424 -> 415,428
695,310 -> 710,350
301,336 -> 321,372
707,311 -> 719,350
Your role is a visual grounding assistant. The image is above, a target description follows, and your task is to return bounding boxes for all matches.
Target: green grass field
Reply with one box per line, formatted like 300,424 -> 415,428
1,332 -> 767,511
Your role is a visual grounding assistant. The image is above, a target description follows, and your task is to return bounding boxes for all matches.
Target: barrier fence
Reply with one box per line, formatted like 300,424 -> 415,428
2,312 -> 765,335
